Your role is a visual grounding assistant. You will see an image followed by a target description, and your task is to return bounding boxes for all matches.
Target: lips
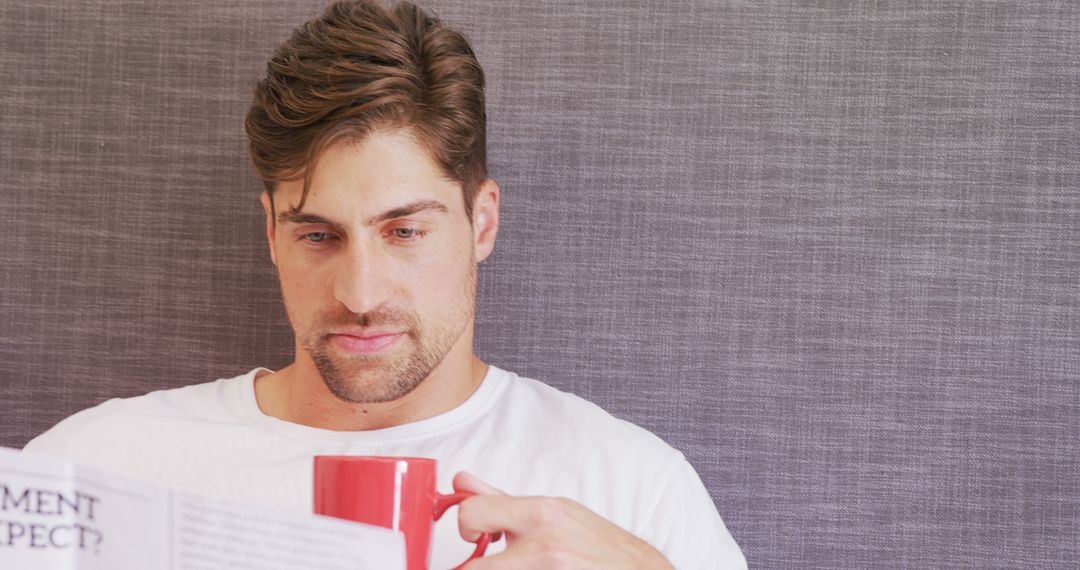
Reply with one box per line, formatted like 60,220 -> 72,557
327,331 -> 405,354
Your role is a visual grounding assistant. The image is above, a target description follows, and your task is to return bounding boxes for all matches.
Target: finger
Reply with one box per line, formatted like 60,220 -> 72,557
456,494 -> 516,542
458,494 -> 564,539
453,471 -> 506,496
452,474 -> 509,543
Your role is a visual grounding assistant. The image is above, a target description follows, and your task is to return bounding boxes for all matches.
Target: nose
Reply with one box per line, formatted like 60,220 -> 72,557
333,242 -> 394,315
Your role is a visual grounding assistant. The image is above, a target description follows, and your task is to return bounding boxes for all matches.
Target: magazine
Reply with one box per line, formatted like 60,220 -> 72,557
0,447 -> 405,569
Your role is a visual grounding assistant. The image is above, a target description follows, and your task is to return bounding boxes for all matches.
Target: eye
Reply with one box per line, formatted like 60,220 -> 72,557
301,231 -> 331,243
390,227 -> 423,240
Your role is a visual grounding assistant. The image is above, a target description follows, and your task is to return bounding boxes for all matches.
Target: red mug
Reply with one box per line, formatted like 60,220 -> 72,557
314,456 -> 493,570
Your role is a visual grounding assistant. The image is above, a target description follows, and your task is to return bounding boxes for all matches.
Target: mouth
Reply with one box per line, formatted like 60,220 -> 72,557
326,331 -> 406,354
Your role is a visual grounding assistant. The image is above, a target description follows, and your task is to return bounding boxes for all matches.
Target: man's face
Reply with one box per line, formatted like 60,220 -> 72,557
262,129 -> 497,404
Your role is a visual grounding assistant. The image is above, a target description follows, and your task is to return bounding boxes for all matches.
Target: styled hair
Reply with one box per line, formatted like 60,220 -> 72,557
245,0 -> 487,218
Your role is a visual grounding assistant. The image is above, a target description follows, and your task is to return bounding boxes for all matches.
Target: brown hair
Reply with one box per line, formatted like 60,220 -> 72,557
245,0 -> 487,218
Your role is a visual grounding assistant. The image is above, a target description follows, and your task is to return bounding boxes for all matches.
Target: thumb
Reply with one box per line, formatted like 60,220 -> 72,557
453,471 -> 505,496
453,472 -> 506,544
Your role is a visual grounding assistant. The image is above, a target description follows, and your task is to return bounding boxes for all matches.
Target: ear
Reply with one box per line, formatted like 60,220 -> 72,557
472,179 -> 500,263
260,192 -> 278,266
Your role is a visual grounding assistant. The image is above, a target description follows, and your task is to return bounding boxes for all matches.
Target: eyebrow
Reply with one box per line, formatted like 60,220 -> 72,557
366,199 -> 449,225
277,199 -> 450,227
277,211 -> 337,226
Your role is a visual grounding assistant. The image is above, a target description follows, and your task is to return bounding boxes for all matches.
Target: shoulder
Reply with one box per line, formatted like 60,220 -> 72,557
488,368 -> 746,567
491,366 -> 687,464
488,369 -> 743,565
22,369 -> 260,458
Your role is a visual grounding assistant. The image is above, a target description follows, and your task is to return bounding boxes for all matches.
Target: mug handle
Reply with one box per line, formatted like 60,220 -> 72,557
434,491 -> 495,570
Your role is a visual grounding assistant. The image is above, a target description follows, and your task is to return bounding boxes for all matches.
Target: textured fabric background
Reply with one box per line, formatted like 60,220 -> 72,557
2,0 -> 1078,567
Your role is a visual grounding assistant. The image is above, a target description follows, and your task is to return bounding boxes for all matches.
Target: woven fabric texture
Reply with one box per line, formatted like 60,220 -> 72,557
1,0 -> 1077,567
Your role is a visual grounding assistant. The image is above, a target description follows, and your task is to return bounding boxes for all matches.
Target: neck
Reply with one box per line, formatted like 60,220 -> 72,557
253,332 -> 488,431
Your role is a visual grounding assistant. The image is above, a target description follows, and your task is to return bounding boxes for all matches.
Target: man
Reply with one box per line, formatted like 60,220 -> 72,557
24,1 -> 746,567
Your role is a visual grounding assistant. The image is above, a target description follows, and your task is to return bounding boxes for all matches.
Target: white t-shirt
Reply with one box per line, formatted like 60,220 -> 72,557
24,365 -> 745,569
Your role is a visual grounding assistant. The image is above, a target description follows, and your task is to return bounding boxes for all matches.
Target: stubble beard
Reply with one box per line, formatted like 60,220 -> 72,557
297,263 -> 477,405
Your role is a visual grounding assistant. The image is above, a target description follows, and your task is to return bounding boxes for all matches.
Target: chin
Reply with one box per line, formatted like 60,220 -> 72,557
316,358 -> 432,405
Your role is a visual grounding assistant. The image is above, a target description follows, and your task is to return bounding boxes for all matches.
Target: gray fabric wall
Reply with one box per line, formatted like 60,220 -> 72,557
2,0 -> 1078,567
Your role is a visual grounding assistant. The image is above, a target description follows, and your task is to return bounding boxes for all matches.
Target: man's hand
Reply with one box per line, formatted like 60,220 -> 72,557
453,472 -> 675,569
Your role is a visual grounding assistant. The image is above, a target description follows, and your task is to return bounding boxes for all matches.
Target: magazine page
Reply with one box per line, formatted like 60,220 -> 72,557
1,448 -> 405,569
